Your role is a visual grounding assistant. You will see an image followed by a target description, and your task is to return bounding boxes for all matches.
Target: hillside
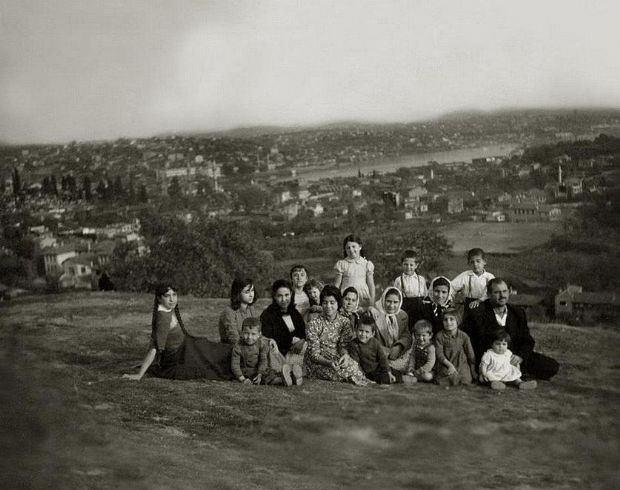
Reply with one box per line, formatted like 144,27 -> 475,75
1,292 -> 619,489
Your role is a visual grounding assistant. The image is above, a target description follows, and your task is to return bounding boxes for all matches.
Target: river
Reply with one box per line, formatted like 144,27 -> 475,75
296,143 -> 518,182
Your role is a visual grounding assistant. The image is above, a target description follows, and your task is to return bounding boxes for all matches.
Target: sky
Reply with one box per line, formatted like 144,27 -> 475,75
1,0 -> 619,144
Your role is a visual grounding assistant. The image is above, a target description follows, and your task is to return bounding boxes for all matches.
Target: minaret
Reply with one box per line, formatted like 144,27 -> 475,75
558,164 -> 563,185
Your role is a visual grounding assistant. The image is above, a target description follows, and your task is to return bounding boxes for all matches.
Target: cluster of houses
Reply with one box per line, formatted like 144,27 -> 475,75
22,220 -> 144,292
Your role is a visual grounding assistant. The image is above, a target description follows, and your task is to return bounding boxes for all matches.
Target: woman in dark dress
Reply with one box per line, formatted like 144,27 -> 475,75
259,279 -> 307,383
122,283 -> 233,381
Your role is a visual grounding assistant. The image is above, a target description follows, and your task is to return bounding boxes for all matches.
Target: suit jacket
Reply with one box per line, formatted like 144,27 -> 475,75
259,303 -> 306,356
463,299 -> 535,365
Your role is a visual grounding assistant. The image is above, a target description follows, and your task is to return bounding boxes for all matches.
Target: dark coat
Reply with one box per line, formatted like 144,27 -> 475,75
463,299 -> 535,365
260,303 -> 306,356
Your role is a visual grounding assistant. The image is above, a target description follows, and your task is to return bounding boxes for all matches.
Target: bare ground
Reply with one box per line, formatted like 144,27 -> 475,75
1,292 -> 618,489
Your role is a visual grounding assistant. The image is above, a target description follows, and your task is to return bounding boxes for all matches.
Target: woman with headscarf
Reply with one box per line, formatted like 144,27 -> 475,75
410,276 -> 458,334
369,286 -> 412,379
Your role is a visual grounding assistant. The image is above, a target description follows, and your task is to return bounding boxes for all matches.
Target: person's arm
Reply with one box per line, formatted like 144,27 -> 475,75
391,315 -> 412,359
377,341 -> 390,371
420,275 -> 428,298
231,345 -> 245,382
393,276 -> 402,289
463,332 -> 478,379
512,307 -> 535,363
347,342 -> 360,364
366,261 -> 376,304
405,346 -> 416,374
416,345 -> 436,375
334,260 -> 344,289
336,319 -> 354,356
307,320 -> 334,368
122,347 -> 156,380
435,334 -> 456,375
479,351 -> 491,382
219,308 -> 240,344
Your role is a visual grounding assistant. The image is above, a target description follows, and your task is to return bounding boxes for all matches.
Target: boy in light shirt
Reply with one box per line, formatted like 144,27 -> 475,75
451,248 -> 495,311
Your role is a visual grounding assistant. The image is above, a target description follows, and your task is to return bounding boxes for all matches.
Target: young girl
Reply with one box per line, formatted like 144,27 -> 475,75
411,276 -> 455,334
218,277 -> 258,345
334,234 -> 375,307
403,319 -> 436,383
339,286 -> 361,332
370,287 -> 412,380
123,284 -> 233,381
479,331 -> 537,391
434,308 -> 476,386
302,278 -> 324,324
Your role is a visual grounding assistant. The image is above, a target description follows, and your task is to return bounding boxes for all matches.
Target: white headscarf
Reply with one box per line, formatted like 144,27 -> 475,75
374,287 -> 403,344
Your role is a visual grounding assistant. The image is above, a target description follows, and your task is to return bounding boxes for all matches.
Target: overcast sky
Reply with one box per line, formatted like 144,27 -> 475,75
1,0 -> 619,143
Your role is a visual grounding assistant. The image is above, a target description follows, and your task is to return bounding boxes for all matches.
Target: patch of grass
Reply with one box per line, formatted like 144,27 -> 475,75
1,292 -> 619,488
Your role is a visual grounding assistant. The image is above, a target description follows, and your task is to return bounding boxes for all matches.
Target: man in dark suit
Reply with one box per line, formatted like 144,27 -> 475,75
464,278 -> 558,380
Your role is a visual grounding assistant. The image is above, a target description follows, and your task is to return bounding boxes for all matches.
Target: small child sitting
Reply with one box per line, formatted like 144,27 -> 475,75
434,308 -> 477,386
479,331 -> 537,391
403,320 -> 436,383
231,318 -> 284,385
347,312 -> 393,384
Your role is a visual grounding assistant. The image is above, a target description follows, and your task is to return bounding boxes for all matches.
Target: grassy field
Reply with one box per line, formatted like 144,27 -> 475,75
1,292 -> 619,489
437,222 -> 562,254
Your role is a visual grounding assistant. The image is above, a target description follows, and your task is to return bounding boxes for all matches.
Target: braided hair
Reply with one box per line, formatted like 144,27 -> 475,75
152,283 -> 187,342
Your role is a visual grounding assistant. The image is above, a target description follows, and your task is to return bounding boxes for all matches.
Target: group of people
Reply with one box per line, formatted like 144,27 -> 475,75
123,234 -> 559,390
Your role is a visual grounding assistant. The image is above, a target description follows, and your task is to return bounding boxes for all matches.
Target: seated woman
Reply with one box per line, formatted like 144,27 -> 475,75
410,276 -> 455,334
370,287 -> 412,380
339,286 -> 361,332
123,283 -> 233,381
304,285 -> 369,385
260,279 -> 307,383
219,277 -> 258,344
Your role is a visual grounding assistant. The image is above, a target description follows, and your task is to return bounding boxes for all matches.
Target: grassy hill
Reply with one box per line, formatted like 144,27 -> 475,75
1,292 -> 619,489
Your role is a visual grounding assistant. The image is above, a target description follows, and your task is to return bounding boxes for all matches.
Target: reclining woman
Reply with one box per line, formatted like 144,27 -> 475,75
123,283 -> 233,381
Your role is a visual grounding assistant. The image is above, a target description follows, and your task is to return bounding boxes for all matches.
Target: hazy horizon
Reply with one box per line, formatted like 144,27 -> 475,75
1,0 -> 619,144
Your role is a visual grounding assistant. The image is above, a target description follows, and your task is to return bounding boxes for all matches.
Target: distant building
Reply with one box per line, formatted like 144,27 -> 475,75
555,285 -> 620,323
509,202 -> 561,222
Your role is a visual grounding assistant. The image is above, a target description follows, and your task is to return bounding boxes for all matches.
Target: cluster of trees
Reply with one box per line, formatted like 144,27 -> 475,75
37,173 -> 149,204
522,134 -> 620,164
110,213 -> 275,297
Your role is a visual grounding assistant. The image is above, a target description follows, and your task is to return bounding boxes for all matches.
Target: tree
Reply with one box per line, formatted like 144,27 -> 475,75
82,176 -> 92,200
12,168 -> 21,196
109,214 -> 275,297
168,177 -> 182,199
112,175 -> 124,200
138,184 -> 148,203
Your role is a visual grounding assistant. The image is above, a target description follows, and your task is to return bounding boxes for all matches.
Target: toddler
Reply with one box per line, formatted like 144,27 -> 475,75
434,308 -> 476,386
404,320 -> 436,383
231,318 -> 284,385
451,248 -> 495,310
393,249 -> 427,327
347,312 -> 392,384
334,234 -> 375,307
479,331 -> 537,391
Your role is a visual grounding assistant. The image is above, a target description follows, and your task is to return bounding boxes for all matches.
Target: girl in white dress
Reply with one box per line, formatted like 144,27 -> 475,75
334,234 -> 375,307
479,331 -> 537,391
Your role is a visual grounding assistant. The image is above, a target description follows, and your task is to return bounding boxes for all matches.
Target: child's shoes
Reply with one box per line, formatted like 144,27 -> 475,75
291,364 -> 303,386
518,380 -> 537,390
281,364 -> 293,386
490,381 -> 506,391
402,374 -> 418,385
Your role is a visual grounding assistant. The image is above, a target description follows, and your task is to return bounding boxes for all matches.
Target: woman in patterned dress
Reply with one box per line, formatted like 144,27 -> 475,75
305,285 -> 369,385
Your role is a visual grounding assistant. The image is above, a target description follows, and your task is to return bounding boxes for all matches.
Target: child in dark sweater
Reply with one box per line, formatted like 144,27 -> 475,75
347,312 -> 392,384
231,318 -> 283,385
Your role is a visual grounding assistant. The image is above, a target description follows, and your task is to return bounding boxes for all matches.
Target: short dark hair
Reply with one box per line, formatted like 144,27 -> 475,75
486,277 -> 508,295
492,330 -> 511,343
401,249 -> 420,262
342,286 -> 359,298
358,311 -> 377,331
320,284 -> 343,308
290,264 -> 308,277
342,234 -> 366,258
241,317 -> 261,331
467,248 -> 486,261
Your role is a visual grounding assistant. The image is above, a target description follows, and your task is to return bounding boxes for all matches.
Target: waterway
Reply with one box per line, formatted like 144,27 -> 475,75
296,143 -> 518,182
